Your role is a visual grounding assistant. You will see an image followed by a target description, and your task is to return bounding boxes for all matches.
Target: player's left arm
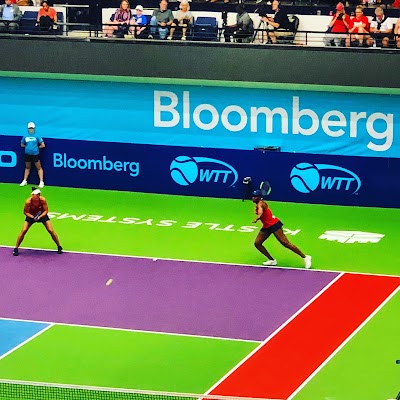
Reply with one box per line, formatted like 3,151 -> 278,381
23,200 -> 34,218
252,202 -> 264,223
39,139 -> 45,149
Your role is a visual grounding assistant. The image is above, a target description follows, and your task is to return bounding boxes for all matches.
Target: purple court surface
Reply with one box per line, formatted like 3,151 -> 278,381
0,247 -> 339,341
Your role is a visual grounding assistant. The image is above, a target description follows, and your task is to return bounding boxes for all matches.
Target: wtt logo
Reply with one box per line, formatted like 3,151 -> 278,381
0,151 -> 17,168
170,156 -> 238,187
290,162 -> 361,194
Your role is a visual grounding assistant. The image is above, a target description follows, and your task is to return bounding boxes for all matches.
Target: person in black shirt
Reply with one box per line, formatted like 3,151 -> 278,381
261,0 -> 293,44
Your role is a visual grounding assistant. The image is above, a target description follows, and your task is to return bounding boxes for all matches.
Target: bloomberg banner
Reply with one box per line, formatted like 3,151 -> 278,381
1,136 -> 399,208
0,76 -> 399,158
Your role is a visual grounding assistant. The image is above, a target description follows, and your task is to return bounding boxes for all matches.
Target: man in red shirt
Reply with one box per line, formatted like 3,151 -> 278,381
324,2 -> 351,47
13,187 -> 62,256
348,6 -> 370,46
252,190 -> 311,268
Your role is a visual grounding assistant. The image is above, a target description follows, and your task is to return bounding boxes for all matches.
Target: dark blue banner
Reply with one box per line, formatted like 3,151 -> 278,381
1,135 -> 399,208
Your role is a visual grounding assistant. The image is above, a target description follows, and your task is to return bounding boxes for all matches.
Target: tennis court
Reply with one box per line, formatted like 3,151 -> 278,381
0,182 -> 399,400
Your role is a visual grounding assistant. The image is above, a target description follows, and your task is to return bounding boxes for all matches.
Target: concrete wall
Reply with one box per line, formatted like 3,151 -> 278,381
0,36 -> 399,88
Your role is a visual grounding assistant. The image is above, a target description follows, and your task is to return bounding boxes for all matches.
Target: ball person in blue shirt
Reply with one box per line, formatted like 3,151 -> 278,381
20,122 -> 45,188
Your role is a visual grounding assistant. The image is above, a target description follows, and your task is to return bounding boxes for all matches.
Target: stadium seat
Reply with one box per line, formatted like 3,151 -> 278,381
19,10 -> 63,35
193,17 -> 218,41
277,15 -> 299,44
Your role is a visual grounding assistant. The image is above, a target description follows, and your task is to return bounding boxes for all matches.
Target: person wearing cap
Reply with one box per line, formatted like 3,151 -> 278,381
12,187 -> 63,256
251,190 -> 311,268
323,2 -> 350,47
20,122 -> 45,189
130,5 -> 147,38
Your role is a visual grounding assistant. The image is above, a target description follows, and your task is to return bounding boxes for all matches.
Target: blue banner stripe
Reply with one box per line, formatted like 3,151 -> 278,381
1,136 -> 399,207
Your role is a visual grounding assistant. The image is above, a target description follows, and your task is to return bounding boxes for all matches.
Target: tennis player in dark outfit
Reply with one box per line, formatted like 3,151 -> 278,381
252,190 -> 311,268
13,188 -> 62,256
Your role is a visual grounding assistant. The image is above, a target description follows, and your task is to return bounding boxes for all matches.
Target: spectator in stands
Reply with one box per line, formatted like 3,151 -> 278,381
130,5 -> 147,38
395,16 -> 400,48
323,2 -> 350,47
17,0 -> 33,5
103,0 -> 132,38
367,6 -> 393,48
37,1 -> 57,32
223,3 -> 253,43
167,0 -> 193,40
0,0 -> 22,33
149,0 -> 173,39
347,5 -> 369,47
260,0 -> 293,44
209,0 -> 229,4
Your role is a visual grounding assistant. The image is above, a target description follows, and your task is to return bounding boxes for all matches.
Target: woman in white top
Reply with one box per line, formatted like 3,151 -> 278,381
167,1 -> 193,41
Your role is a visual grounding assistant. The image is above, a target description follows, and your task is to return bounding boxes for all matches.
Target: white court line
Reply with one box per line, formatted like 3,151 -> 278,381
0,323 -> 54,362
201,273 -> 345,397
2,245 -> 398,279
287,285 -> 400,400
0,317 -> 260,344
0,378 -> 281,400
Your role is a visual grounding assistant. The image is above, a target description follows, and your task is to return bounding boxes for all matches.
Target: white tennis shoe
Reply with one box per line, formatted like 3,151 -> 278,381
38,181 -> 45,188
304,255 -> 312,269
20,180 -> 27,187
262,259 -> 277,266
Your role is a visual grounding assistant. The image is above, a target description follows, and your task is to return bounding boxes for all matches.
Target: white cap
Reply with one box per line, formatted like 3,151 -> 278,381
32,189 -> 41,195
135,5 -> 143,10
27,122 -> 35,129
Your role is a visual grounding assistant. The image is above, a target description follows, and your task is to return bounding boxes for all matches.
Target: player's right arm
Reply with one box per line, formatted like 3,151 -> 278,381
23,200 -> 34,218
20,137 -> 26,148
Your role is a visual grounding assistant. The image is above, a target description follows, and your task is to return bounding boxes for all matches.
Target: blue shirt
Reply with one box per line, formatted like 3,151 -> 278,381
21,133 -> 43,155
2,5 -> 14,21
134,14 -> 147,26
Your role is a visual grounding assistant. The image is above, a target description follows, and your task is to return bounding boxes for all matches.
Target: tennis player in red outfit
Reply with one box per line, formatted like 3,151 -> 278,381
13,188 -> 62,256
252,190 -> 311,268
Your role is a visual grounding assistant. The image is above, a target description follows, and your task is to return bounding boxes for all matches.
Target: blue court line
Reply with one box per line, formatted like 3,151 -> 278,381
0,318 -> 51,357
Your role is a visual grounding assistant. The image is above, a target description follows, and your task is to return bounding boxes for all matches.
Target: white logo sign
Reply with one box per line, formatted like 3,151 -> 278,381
319,230 -> 384,244
154,91 -> 394,153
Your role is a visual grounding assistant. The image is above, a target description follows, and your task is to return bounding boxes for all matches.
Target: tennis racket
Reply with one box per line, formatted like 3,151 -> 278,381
260,180 -> 272,197
33,211 -> 41,221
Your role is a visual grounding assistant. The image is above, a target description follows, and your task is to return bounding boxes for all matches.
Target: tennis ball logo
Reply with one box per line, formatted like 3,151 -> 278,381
170,156 -> 199,186
290,163 -> 320,193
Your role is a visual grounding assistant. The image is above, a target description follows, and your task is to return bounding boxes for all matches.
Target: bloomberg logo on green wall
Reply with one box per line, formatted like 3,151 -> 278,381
153,90 -> 396,158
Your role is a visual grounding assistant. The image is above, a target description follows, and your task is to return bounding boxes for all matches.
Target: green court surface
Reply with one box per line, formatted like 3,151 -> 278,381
0,325 -> 258,393
1,182 -> 399,400
1,182 -> 398,276
293,289 -> 400,400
